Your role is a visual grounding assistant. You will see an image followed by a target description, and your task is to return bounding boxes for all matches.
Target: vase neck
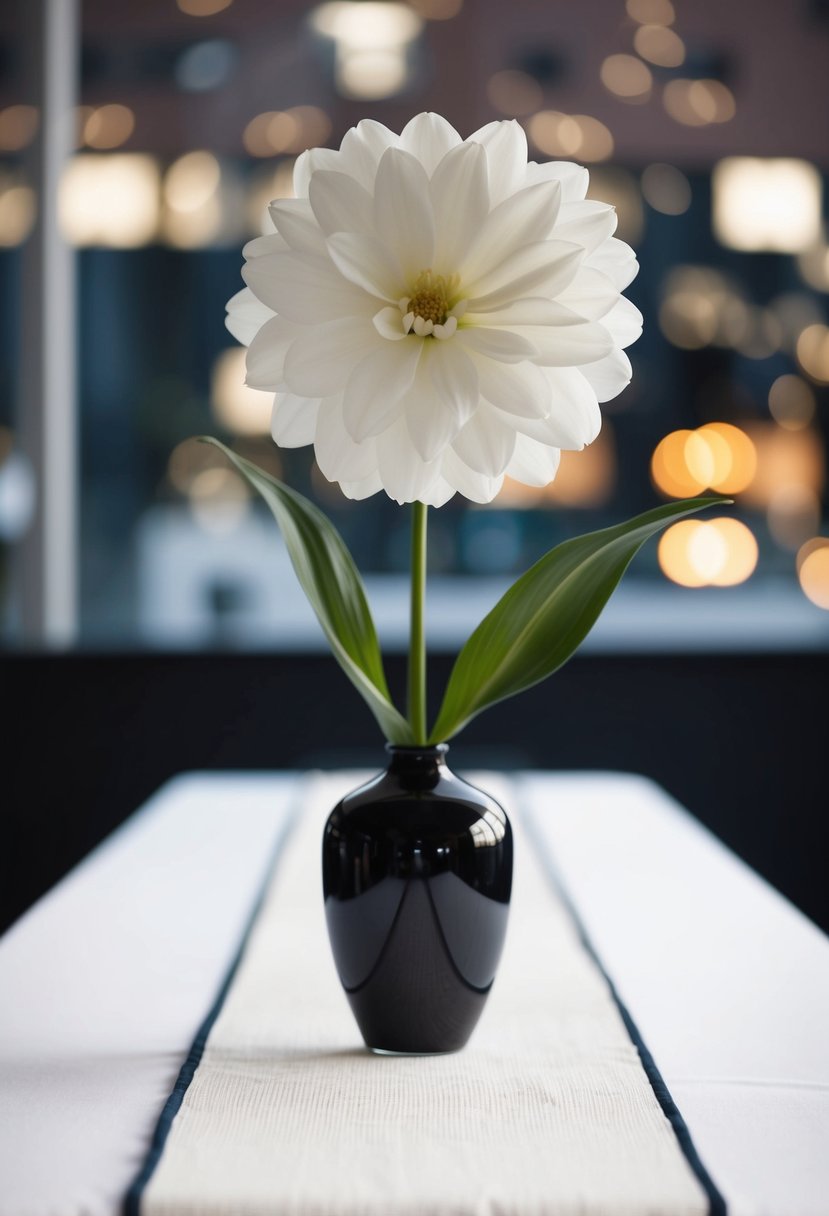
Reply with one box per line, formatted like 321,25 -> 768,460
385,744 -> 449,790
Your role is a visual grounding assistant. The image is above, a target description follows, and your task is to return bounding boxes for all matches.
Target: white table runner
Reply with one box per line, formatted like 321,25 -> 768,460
133,773 -> 714,1216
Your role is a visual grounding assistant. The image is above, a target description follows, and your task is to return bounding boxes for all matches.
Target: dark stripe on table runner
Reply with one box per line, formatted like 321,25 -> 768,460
122,801 -> 301,1216
521,795 -> 727,1216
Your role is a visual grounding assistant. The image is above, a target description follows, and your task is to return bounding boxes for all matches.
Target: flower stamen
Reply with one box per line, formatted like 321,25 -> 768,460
401,270 -> 463,340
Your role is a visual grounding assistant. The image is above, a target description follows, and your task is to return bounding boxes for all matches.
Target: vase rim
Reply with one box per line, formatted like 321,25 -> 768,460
385,742 -> 448,757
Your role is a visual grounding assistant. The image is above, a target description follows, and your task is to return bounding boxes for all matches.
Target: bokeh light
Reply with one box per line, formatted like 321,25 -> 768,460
600,54 -> 652,103
527,111 -> 613,161
651,423 -> 757,499
59,154 -> 160,247
713,158 -> 822,253
768,375 -> 816,431
796,324 -> 829,384
0,104 -> 39,151
626,0 -> 674,23
633,24 -> 685,67
658,518 -> 758,588
211,348 -> 273,435
487,70 -> 543,116
641,163 -> 691,215
797,541 -> 829,610
83,104 -> 135,149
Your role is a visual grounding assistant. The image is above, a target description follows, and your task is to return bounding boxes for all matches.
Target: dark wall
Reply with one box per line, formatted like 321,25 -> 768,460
2,651 -> 827,935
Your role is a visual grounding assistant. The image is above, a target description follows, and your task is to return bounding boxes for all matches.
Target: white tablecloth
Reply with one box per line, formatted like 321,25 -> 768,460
1,771 -> 828,1216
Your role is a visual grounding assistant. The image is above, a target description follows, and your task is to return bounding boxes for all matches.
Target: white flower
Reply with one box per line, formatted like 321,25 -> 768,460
227,113 -> 641,506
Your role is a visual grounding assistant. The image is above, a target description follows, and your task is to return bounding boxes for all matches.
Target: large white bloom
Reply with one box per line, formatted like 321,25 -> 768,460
227,113 -> 641,506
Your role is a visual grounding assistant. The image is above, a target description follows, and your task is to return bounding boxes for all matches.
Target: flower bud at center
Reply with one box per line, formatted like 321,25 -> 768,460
407,270 -> 455,325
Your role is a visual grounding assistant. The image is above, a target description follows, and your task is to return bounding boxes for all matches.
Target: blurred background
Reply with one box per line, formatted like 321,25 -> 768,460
1,0 -> 828,930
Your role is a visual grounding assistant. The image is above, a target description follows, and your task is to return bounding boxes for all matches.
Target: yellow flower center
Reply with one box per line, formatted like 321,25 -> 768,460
407,270 -> 457,326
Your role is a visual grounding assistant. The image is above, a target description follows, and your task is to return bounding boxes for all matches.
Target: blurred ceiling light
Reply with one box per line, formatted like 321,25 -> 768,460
740,422 -> 825,509
407,0 -> 463,16
796,323 -> 829,384
600,53 -> 652,103
767,484 -> 821,551
587,168 -> 643,244
663,79 -> 735,126
487,69 -> 543,116
768,374 -> 816,431
713,158 -> 821,253
175,39 -> 237,91
658,518 -> 757,588
83,104 -> 135,150
162,150 -> 228,247
527,110 -> 613,161
652,423 -> 757,498
626,0 -> 675,25
641,163 -> 691,215
59,154 -> 160,247
311,2 -> 422,98
633,24 -> 685,67
247,161 -> 296,234
797,235 -> 829,292
0,104 -> 39,152
211,347 -> 273,435
797,541 -> 829,610
0,180 -> 36,246
177,0 -> 234,14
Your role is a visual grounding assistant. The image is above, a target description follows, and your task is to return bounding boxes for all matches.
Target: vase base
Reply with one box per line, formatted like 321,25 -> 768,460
368,1046 -> 461,1057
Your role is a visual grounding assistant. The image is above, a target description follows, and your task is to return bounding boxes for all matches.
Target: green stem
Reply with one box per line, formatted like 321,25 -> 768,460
407,500 -> 428,745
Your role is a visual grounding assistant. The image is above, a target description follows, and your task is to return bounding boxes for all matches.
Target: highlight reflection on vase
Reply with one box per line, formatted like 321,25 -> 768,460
322,745 -> 513,1054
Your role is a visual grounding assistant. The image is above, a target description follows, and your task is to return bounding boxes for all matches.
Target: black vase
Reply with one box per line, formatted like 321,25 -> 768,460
322,745 -> 513,1054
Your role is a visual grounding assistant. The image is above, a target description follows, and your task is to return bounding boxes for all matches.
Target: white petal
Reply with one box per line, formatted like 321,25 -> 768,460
525,160 -> 589,202
339,469 -> 384,501
404,344 -> 466,461
467,297 -> 584,327
517,367 -> 601,448
455,326 -> 538,363
293,146 -> 341,197
430,142 -> 489,272
461,180 -> 562,282
242,233 -> 289,259
586,237 -> 639,290
451,404 -> 516,477
475,357 -> 551,419
555,201 -> 618,254
377,415 -> 445,505
557,267 -> 620,321
308,170 -> 374,237
510,319 -> 614,367
440,449 -> 504,504
271,393 -> 320,447
246,315 -> 299,389
342,340 -> 422,441
283,319 -> 380,396
429,340 -> 480,424
268,199 -> 326,254
505,433 -> 561,486
373,148 -> 435,279
243,251 -> 372,323
337,121 -> 399,191
399,113 -> 462,175
225,287 -> 274,346
327,231 -> 404,302
579,348 -> 633,402
465,241 -> 583,312
598,296 -> 643,348
467,119 -> 528,207
373,306 -> 407,340
314,398 -> 378,482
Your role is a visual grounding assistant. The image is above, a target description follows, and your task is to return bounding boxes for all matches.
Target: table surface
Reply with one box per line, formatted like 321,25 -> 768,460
1,770 -> 828,1216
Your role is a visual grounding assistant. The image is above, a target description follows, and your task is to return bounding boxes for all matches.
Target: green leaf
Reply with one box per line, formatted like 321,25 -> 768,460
202,438 -> 413,744
429,497 -> 726,743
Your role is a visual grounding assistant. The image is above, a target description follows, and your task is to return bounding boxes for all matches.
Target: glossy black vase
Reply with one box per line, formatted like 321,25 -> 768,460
322,745 -> 512,1054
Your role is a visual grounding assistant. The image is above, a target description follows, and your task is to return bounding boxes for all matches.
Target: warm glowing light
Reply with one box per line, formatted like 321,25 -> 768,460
58,154 -> 160,247
311,1 -> 421,43
798,542 -> 829,610
641,163 -> 690,215
600,54 -> 652,102
543,427 -> 616,507
527,111 -> 612,161
713,158 -> 822,253
740,423 -> 825,509
0,182 -> 36,246
767,485 -> 822,551
247,161 -> 296,234
768,375 -> 816,431
0,104 -> 39,151
663,79 -> 735,127
659,518 -> 757,587
177,0 -> 234,14
211,347 -> 273,435
162,151 -> 225,247
798,237 -> 829,292
659,287 -> 718,349
337,47 -> 408,98
652,423 -> 757,498
189,466 -> 250,535
487,70 -> 543,116
168,437 -> 227,493
796,324 -> 829,384
84,104 -> 135,149
626,0 -> 674,24
634,24 -> 685,67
